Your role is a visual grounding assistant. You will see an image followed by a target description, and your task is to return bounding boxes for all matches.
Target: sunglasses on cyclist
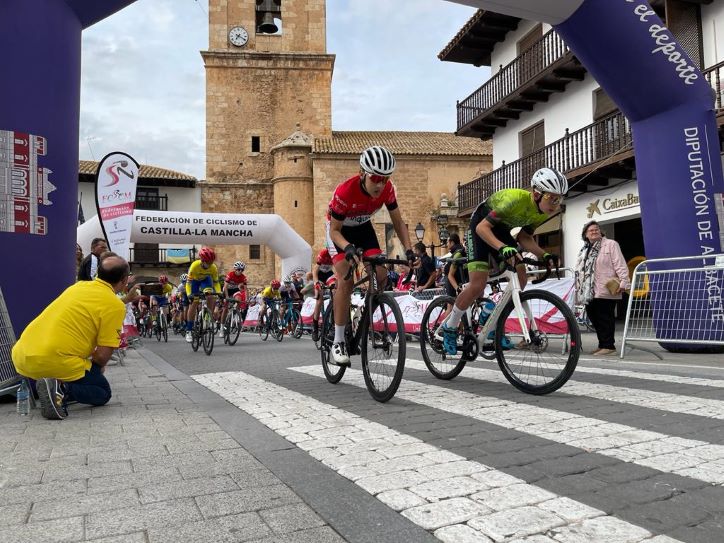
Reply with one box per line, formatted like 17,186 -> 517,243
542,193 -> 562,206
367,174 -> 390,185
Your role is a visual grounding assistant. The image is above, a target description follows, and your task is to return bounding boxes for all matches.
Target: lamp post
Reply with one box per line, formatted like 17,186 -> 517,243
414,222 -> 448,257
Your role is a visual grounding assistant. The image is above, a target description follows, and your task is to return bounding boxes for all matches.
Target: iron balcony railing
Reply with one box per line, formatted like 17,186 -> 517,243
458,111 -> 632,213
128,246 -> 196,265
457,29 -> 570,131
458,61 -> 724,214
704,59 -> 724,111
136,194 -> 168,211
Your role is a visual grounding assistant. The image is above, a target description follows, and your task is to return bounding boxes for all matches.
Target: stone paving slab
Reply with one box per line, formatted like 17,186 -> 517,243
0,349 -> 347,543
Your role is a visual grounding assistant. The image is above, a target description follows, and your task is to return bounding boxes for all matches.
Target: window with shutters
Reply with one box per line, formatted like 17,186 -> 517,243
249,245 -> 261,260
516,24 -> 543,84
593,88 -> 618,121
517,24 -> 542,56
519,121 -> 545,158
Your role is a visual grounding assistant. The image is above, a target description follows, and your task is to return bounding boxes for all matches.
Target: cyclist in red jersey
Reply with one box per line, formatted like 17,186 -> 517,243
325,145 -> 414,366
220,261 -> 248,337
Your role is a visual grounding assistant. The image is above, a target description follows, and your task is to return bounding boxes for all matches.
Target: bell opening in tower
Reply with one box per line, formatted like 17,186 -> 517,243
256,0 -> 282,35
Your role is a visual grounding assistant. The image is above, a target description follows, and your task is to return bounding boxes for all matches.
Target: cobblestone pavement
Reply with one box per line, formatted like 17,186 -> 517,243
3,327 -> 724,542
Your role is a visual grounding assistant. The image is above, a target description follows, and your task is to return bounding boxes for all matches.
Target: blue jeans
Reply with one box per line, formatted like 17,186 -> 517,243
64,363 -> 112,406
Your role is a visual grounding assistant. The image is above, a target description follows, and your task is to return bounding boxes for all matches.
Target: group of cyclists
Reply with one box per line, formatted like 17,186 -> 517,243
133,144 -> 569,369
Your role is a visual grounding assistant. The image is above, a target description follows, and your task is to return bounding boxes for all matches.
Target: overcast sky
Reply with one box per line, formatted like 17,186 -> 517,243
79,0 -> 489,180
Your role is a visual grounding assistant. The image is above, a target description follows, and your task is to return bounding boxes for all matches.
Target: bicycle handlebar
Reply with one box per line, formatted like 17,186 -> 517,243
343,249 -> 415,281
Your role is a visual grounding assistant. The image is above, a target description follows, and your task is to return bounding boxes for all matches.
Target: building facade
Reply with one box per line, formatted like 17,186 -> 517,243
202,0 -> 493,287
441,1 -> 724,269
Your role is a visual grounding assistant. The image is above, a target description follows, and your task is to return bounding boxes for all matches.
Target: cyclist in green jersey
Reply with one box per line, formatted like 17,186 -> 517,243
439,167 -> 568,355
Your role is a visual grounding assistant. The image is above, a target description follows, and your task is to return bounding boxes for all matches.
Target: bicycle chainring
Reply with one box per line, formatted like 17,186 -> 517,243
461,333 -> 478,361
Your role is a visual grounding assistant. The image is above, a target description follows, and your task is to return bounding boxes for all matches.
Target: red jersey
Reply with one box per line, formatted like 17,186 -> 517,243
224,271 -> 247,287
327,175 -> 398,227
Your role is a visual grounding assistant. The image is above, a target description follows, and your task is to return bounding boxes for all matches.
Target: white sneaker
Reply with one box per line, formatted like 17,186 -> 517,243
185,331 -> 193,343
331,342 -> 351,367
218,329 -> 225,338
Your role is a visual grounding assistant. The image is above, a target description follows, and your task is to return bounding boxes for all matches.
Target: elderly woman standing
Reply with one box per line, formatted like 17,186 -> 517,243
575,220 -> 631,355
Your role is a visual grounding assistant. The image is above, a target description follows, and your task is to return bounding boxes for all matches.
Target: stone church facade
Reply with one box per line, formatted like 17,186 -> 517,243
202,0 -> 492,287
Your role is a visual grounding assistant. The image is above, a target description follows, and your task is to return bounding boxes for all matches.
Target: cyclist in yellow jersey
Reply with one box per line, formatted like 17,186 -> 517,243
149,274 -> 173,328
438,167 -> 568,355
184,247 -> 221,343
258,279 -> 281,329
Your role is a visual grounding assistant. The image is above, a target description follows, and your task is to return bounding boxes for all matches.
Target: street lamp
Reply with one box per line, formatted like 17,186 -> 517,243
414,222 -> 425,242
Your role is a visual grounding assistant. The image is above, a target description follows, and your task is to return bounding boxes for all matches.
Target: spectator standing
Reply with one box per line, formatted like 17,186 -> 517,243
575,220 -> 631,356
413,242 -> 437,293
13,253 -> 136,419
75,243 -> 84,277
77,237 -> 108,281
443,233 -> 468,297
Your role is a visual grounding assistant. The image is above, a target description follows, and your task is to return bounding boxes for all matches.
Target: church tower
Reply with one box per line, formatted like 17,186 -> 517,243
203,0 -> 334,183
202,0 -> 334,281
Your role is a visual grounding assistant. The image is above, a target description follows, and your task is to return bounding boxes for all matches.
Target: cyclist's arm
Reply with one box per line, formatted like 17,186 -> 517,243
388,207 -> 412,253
476,218 -> 508,252
328,216 -> 350,252
517,229 -> 545,259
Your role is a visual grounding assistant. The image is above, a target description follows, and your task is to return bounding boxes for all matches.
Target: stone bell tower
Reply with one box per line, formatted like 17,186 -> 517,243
202,0 -> 334,280
203,0 -> 334,184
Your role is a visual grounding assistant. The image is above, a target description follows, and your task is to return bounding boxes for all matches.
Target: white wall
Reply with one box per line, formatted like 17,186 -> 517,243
490,21 -> 552,75
492,73 -> 599,167
562,180 -> 640,267
701,3 -> 724,68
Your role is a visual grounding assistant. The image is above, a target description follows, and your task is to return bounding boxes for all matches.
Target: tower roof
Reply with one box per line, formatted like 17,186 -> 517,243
271,123 -> 314,152
313,131 -> 492,157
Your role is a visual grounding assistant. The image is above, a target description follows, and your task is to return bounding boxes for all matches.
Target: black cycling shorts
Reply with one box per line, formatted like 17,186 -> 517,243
467,203 -> 516,272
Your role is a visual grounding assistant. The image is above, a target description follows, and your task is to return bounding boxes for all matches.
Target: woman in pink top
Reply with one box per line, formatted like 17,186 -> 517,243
575,220 -> 631,355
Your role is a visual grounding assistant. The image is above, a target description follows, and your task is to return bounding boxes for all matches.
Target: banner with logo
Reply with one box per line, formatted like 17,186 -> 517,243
95,152 -> 139,261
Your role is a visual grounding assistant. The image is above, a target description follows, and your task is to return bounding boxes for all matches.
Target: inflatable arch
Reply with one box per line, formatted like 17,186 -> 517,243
77,211 -> 312,282
1,0 -> 722,339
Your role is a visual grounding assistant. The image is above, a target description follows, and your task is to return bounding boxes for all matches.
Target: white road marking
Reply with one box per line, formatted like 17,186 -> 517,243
194,370 -> 674,542
292,365 -> 724,486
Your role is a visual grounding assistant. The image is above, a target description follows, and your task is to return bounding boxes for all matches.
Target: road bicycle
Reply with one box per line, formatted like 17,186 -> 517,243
420,257 -> 580,395
258,300 -> 284,342
190,292 -> 223,355
281,300 -> 304,339
319,252 -> 413,403
154,310 -> 168,343
223,298 -> 244,346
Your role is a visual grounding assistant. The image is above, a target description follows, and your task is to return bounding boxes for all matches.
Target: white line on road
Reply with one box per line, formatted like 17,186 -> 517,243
292,365 -> 724,486
194,370 -> 675,543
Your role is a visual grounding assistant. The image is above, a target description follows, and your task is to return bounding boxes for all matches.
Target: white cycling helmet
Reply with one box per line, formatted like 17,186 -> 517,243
531,167 -> 568,195
180,273 -> 188,282
233,261 -> 246,272
360,145 -> 396,176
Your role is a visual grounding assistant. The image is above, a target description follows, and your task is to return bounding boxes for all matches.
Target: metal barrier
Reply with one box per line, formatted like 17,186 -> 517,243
0,286 -> 21,397
621,254 -> 724,358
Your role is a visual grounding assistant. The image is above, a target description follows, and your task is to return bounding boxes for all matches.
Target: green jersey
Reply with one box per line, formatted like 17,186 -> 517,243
483,188 -> 549,234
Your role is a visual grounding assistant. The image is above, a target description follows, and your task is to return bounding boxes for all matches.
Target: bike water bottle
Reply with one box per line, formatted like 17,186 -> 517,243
479,301 -> 495,326
16,379 -> 30,416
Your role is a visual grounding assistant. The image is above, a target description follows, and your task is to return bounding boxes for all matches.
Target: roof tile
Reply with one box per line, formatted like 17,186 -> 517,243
313,131 -> 491,156
79,160 -> 197,181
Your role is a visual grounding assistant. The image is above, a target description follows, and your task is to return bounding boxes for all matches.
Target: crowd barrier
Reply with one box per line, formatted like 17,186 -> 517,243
242,279 -> 575,335
621,254 -> 724,358
0,287 -> 21,397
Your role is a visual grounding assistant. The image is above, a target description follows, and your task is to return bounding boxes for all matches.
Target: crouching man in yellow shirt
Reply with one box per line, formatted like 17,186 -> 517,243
12,253 -> 135,420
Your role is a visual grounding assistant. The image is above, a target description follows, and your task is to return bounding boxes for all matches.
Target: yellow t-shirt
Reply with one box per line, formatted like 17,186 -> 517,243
261,287 -> 281,300
12,278 -> 126,382
162,283 -> 173,296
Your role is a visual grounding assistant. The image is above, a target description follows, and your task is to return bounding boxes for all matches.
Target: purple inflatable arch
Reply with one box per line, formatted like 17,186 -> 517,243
2,0 -> 723,341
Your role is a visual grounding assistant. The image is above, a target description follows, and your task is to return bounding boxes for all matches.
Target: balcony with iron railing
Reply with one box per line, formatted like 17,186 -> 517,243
136,194 -> 168,211
457,29 -> 585,139
458,111 -> 633,215
457,60 -> 724,216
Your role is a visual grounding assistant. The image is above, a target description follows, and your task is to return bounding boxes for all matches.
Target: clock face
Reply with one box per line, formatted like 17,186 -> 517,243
229,26 -> 249,47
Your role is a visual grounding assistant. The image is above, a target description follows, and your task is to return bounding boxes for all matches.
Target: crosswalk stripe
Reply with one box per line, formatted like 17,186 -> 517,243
560,365 -> 724,389
193,370 -> 675,543
402,358 -> 724,420
292,365 -> 724,486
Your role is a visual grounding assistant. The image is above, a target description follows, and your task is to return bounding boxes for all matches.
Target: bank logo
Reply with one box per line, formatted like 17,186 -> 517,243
587,199 -> 601,218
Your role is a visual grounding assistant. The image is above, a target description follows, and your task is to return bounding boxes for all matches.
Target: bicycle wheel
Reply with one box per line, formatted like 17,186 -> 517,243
360,293 -> 405,403
292,309 -> 304,339
202,308 -> 215,355
161,313 -> 168,343
320,302 -> 345,383
191,316 -> 201,352
272,312 -> 284,342
419,295 -> 468,380
495,289 -> 580,395
259,312 -> 269,341
228,310 -> 242,346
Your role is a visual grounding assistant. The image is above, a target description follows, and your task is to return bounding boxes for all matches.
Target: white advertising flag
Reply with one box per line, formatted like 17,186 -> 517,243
95,152 -> 139,260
